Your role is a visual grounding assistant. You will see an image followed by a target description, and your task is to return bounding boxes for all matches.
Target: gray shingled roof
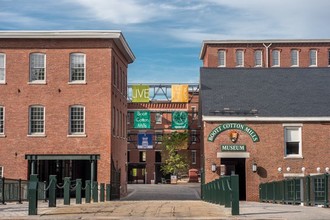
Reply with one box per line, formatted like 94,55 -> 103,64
200,68 -> 330,117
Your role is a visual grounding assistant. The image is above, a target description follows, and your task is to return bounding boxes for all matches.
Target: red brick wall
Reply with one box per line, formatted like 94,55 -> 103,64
203,121 -> 330,201
203,43 -> 330,68
0,39 -> 129,194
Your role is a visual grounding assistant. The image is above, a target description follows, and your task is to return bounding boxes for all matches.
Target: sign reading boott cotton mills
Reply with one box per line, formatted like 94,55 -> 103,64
134,111 -> 150,129
208,123 -> 260,142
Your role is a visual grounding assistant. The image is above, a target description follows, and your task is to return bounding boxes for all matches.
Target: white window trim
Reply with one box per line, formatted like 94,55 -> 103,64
0,106 -> 4,137
68,105 -> 86,136
191,150 -> 197,164
236,50 -> 244,67
29,53 -> 46,84
218,50 -> 226,67
69,53 -> 86,84
284,126 -> 302,158
28,105 -> 46,136
0,53 -> 6,84
254,50 -> 263,67
309,49 -> 317,67
155,112 -> 162,124
272,50 -> 280,67
291,49 -> 299,67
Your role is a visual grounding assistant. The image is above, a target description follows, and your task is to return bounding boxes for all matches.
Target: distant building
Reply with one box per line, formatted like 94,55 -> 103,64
199,40 -> 330,201
126,84 -> 201,184
0,31 -> 135,198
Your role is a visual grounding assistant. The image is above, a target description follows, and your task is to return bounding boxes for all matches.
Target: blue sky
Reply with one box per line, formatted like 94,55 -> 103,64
1,0 -> 330,83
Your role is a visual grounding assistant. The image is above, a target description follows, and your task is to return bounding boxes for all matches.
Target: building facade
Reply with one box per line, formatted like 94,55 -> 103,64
127,84 -> 201,184
0,31 -> 135,197
200,40 -> 330,201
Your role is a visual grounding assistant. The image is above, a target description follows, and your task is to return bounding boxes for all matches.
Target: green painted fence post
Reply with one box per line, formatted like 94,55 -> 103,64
224,177 -> 231,208
48,175 -> 57,207
85,180 -> 91,203
106,184 -> 111,201
63,177 -> 71,205
28,174 -> 38,215
324,174 -> 328,207
231,175 -> 239,215
306,176 -> 310,206
220,178 -> 225,205
93,181 -> 98,202
76,179 -> 82,204
100,183 -> 105,202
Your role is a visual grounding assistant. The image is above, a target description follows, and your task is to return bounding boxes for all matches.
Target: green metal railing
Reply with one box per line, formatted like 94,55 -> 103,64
202,175 -> 239,215
259,174 -> 329,207
28,174 -> 111,215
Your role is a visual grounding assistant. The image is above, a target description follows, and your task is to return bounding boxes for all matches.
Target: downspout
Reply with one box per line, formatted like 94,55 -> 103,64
263,43 -> 272,68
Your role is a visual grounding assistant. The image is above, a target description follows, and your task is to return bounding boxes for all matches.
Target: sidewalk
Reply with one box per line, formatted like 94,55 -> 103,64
0,200 -> 329,219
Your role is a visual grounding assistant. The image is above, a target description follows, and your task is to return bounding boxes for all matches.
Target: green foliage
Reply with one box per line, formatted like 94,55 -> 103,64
161,131 -> 190,176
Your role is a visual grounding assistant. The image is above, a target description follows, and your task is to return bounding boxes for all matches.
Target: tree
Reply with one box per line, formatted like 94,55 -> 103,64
161,131 -> 190,176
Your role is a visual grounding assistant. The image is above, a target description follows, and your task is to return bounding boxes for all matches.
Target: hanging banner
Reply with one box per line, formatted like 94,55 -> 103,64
171,85 -> 188,102
134,111 -> 151,129
132,85 -> 150,103
172,111 -> 188,129
138,133 -> 153,149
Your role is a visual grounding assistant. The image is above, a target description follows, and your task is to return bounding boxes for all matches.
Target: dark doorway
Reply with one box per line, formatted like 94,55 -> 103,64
221,158 -> 246,200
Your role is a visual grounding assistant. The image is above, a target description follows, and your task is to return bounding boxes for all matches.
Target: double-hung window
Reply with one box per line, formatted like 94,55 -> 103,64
218,50 -> 226,67
191,150 -> 197,164
235,50 -> 244,67
272,50 -> 280,67
155,112 -> 162,124
29,106 -> 45,135
30,53 -> 46,83
0,106 -> 4,135
69,105 -> 85,135
284,126 -> 302,157
191,130 -> 197,143
254,50 -> 262,67
155,130 -> 163,143
309,49 -> 317,67
0,53 -> 5,84
291,49 -> 299,67
70,53 -> 86,83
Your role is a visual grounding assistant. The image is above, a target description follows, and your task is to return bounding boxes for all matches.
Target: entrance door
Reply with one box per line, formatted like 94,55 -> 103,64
221,158 -> 246,200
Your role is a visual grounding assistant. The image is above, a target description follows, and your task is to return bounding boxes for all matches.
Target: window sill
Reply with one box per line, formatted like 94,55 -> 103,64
284,155 -> 303,159
67,134 -> 87,138
68,82 -> 87,85
28,82 -> 47,85
27,134 -> 46,138
0,134 -> 6,138
0,82 -> 7,85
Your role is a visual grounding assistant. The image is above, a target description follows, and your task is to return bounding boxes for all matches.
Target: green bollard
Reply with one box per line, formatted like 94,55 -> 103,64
48,175 -> 57,207
64,177 -> 71,205
93,181 -> 98,202
100,183 -> 105,202
85,180 -> 91,203
28,174 -> 38,215
76,179 -> 82,204
106,184 -> 111,201
231,175 -> 239,215
224,177 -> 231,208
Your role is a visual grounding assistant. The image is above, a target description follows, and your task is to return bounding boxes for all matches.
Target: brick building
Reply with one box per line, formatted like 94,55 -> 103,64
126,84 -> 201,184
0,31 -> 135,197
199,40 -> 330,201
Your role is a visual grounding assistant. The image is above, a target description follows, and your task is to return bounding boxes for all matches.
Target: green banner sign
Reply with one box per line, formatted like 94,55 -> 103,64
134,111 -> 150,129
132,85 -> 149,103
172,111 -> 188,129
208,123 -> 260,142
221,145 -> 246,152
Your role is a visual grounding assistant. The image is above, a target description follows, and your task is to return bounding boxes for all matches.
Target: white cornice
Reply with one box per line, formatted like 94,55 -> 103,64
202,116 -> 330,122
0,30 -> 135,63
